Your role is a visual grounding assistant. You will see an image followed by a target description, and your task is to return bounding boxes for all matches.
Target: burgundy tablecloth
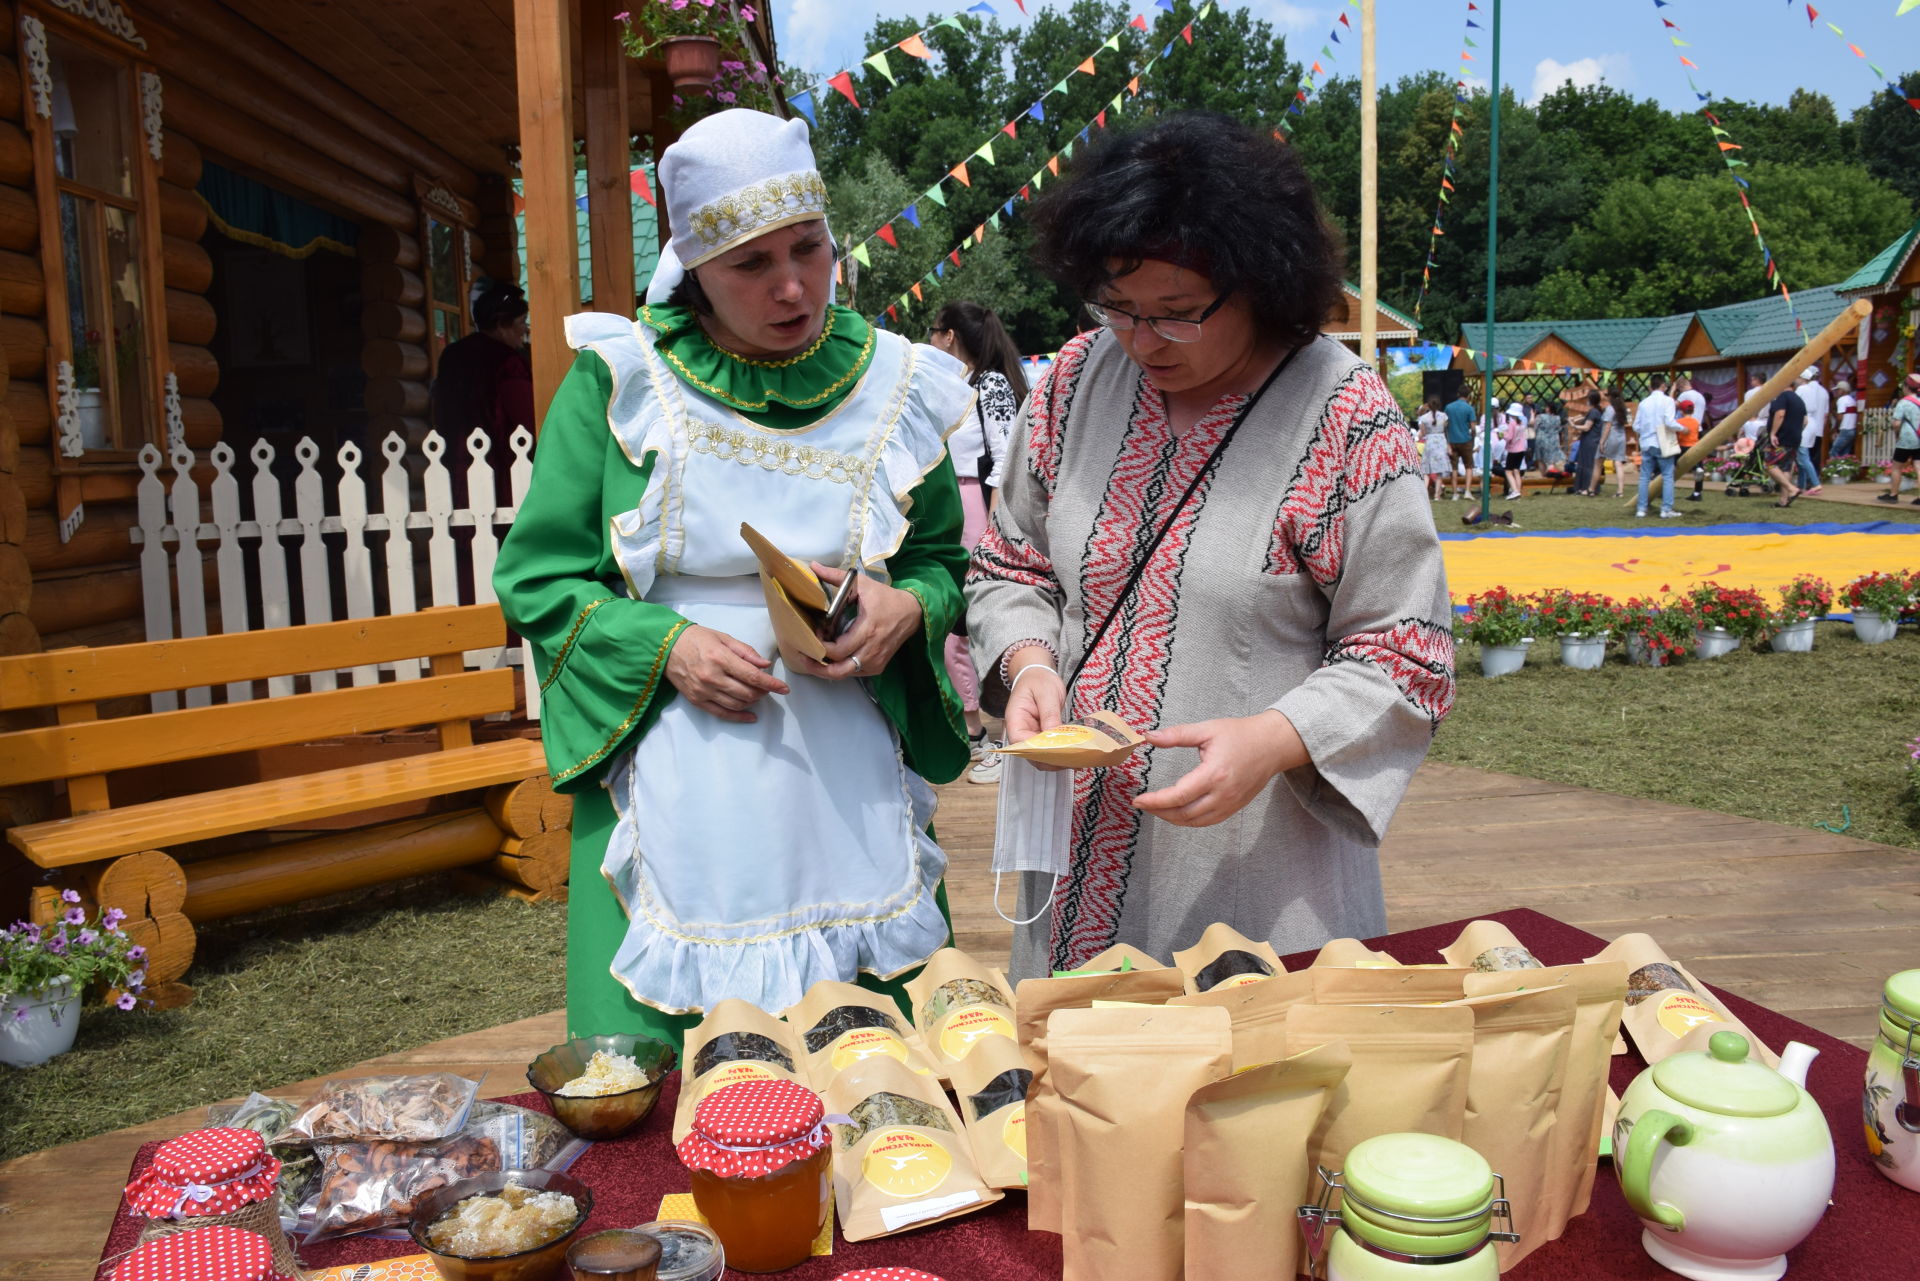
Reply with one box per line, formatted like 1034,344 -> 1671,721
98,908 -> 1905,1280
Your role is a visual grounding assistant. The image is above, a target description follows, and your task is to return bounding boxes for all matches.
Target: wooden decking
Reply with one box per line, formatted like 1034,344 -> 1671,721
6,761 -> 1918,1281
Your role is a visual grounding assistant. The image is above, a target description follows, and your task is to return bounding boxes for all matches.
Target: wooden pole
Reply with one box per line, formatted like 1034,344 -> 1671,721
515,0 -> 580,426
1358,0 -> 1378,368
1479,0 -> 1501,523
583,0 -> 636,315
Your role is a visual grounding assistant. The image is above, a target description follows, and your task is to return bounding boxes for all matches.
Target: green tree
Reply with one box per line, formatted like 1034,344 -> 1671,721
1856,72 -> 1920,207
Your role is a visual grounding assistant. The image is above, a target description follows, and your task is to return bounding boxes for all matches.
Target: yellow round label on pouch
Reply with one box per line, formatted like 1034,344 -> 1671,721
1655,991 -> 1727,1038
1023,726 -> 1096,749
1002,1104 -> 1028,1159
939,1008 -> 1015,1061
861,1128 -> 953,1199
831,1028 -> 909,1073
1215,972 -> 1271,990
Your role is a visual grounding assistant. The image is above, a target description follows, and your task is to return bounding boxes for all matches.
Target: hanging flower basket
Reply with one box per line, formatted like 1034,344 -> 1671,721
665,36 -> 722,93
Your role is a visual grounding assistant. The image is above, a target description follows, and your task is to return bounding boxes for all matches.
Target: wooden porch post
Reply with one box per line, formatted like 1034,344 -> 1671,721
515,0 -> 579,426
583,0 -> 635,315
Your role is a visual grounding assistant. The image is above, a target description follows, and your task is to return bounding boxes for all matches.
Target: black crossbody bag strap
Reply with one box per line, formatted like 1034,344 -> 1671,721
1064,343 -> 1306,692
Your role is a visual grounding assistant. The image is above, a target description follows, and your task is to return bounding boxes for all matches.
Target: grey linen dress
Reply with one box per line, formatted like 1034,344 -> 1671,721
966,330 -> 1456,979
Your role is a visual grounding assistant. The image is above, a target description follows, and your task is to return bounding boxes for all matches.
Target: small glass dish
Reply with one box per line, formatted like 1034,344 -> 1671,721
630,1220 -> 723,1281
408,1168 -> 594,1281
527,1034 -> 676,1141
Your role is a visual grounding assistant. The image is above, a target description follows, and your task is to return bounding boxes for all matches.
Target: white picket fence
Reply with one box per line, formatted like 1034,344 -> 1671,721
129,427 -> 542,718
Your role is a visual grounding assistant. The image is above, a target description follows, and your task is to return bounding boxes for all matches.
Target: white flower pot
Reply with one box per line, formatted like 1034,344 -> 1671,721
1624,634 -> 1672,667
1480,642 -> 1529,678
0,977 -> 79,1067
1852,610 -> 1898,645
1694,627 -> 1741,660
1769,619 -> 1817,653
1558,634 -> 1607,670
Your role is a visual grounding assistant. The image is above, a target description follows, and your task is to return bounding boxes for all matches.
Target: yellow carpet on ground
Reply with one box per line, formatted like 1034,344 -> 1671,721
1440,523 -> 1920,605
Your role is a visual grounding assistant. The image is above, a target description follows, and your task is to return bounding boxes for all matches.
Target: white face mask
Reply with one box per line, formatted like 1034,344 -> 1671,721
990,756 -> 1073,926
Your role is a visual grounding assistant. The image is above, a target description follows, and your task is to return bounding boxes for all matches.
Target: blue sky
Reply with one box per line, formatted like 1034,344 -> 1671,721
772,0 -> 1920,117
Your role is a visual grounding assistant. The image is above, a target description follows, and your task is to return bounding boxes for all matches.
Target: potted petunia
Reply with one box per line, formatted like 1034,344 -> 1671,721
1458,587 -> 1535,677
1533,588 -> 1618,670
1,892 -> 148,1068
620,0 -> 758,94
1768,575 -> 1833,654
1681,581 -> 1769,660
1613,596 -> 1692,667
1843,571 -> 1913,645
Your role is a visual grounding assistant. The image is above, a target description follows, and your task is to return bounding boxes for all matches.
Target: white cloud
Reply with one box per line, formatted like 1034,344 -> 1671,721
1242,1 -> 1325,33
1528,54 -> 1629,104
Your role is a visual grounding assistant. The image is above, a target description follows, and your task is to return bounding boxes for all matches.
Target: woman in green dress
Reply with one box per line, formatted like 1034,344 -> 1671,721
495,109 -> 974,1044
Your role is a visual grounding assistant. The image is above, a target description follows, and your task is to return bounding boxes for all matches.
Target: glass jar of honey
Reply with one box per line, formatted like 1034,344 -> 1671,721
675,1078 -> 831,1273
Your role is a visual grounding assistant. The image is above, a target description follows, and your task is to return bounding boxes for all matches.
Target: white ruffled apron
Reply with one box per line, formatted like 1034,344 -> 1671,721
563,313 -> 970,1016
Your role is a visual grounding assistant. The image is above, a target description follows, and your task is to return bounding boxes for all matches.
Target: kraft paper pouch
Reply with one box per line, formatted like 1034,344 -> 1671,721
1049,1005 -> 1234,1281
674,998 -> 810,1143
1059,942 -> 1167,975
947,1035 -> 1032,1190
787,980 -> 937,1089
1015,966 -> 1186,1234
1439,919 -> 1547,973
995,710 -> 1145,769
1169,968 -> 1315,1071
1184,1041 -> 1351,1281
1285,1003 -> 1474,1178
822,1054 -> 1003,1241
1447,988 -> 1576,1270
1172,922 -> 1284,994
1587,932 -> 1779,1068
1465,961 -> 1627,1234
1310,937 -> 1403,967
1310,965 -> 1471,1006
905,948 -> 1018,1079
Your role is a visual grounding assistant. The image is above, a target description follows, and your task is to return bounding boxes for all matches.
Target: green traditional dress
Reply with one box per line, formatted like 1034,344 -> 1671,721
495,304 -> 972,1046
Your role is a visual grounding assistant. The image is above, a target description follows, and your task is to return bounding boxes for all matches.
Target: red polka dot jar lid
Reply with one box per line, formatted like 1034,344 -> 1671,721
677,1078 -> 828,1178
112,1224 -> 293,1281
124,1128 -> 282,1219
834,1271 -> 949,1281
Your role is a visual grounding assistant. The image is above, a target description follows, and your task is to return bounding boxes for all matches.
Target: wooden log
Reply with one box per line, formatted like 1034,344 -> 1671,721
27,563 -> 143,635
362,339 -> 428,381
0,471 -> 21,543
0,406 -> 16,473
484,776 -> 551,838
164,288 -> 216,347
160,130 -> 202,188
363,302 -> 427,344
0,52 -> 20,120
118,909 -> 196,987
491,829 -> 569,893
0,609 -> 39,655
162,235 -> 213,294
0,247 -> 42,315
181,395 -> 220,449
0,119 -> 28,188
8,379 -> 44,446
0,181 -> 34,252
539,790 -> 573,832
181,808 -> 509,921
170,343 -> 218,398
158,182 -> 207,241
358,224 -> 421,270
24,506 -> 136,574
362,263 -> 426,308
0,310 -> 36,375
89,849 -> 190,918
0,541 -> 27,604
366,378 -> 429,418
365,415 -> 429,450
0,3 -> 13,55
14,448 -> 150,508
502,884 -> 567,905
39,615 -> 142,651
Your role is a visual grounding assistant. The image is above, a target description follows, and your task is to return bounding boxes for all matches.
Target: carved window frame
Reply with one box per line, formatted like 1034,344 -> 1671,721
416,177 -> 479,381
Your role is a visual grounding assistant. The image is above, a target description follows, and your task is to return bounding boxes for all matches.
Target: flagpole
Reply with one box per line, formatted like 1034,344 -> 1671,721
1479,0 -> 1501,522
1359,0 -> 1377,368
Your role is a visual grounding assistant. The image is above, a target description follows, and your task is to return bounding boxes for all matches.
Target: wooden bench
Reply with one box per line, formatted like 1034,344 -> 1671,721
0,604 -> 569,1007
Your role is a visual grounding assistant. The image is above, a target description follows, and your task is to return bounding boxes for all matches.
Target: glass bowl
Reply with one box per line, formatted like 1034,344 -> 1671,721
407,1168 -> 593,1281
526,1033 -> 676,1141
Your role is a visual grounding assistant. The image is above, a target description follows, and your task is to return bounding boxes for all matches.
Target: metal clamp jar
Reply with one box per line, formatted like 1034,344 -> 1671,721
1864,968 -> 1920,1191
1298,1133 -> 1517,1281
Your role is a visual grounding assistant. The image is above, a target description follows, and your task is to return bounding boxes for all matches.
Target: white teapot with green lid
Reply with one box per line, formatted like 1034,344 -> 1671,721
1614,1030 -> 1834,1281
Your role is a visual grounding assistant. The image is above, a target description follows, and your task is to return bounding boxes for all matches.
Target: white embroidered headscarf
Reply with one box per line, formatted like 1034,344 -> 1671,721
644,108 -> 830,305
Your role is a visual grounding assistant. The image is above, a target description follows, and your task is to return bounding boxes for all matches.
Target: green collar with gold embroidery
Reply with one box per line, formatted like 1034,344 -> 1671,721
638,303 -> 876,430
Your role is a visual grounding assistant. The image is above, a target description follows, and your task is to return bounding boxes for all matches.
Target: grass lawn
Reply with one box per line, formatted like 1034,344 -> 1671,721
1435,485 -> 1920,535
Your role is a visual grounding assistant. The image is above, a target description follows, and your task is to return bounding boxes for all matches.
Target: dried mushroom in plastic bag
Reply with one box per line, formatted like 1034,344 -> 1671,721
291,1073 -> 481,1143
837,1091 -> 953,1148
966,1068 -> 1032,1122
804,1005 -> 902,1054
691,1031 -> 796,1078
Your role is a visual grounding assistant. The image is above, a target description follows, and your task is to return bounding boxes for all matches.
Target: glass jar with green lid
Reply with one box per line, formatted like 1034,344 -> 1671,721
1296,1133 -> 1516,1280
1864,968 -> 1920,1191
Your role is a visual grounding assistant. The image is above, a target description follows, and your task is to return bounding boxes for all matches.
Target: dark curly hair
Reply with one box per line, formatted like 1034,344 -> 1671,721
1028,112 -> 1345,348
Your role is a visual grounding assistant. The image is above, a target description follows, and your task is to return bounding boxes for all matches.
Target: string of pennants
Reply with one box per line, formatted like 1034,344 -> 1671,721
865,4 -> 1213,325
1652,0 -> 1801,336
1413,0 -> 1483,322
786,3 -> 1031,127
1792,2 -> 1920,117
1276,0 -> 1360,135
1447,344 -> 1614,380
837,2 -> 1207,287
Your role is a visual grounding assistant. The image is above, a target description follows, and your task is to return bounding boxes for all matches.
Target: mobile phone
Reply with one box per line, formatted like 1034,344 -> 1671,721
819,571 -> 860,640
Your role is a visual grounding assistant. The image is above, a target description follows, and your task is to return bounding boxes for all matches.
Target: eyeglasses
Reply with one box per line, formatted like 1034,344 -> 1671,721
1083,292 -> 1230,343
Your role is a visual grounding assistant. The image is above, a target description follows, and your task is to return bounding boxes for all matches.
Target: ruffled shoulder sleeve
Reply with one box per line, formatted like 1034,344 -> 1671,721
859,333 -> 977,574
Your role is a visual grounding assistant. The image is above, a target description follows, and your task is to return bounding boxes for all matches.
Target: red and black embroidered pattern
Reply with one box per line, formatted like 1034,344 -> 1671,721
1264,365 -> 1419,581
1325,617 -> 1457,728
1023,332 -> 1101,493
1049,381 -> 1247,972
968,518 -> 1058,594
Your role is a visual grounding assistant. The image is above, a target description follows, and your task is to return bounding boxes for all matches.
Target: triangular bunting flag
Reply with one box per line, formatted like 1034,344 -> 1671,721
789,89 -> 816,126
864,50 -> 896,84
950,249 -> 962,268
911,282 -> 923,302
899,33 -> 931,59
901,203 -> 920,227
835,261 -> 844,286
827,70 -> 860,107
1004,120 -> 1018,139
966,2 -> 995,12
974,225 -> 985,244
1029,101 -> 1046,122
1130,14 -> 1147,30
876,224 -> 898,248
851,242 -> 871,266
1127,75 -> 1141,94
951,161 -> 971,186
629,167 -> 654,204
935,261 -> 944,279
1020,184 -> 1031,200
886,305 -> 898,321
1157,0 -> 1174,9
1048,155 -> 1061,176
1077,56 -> 1097,74
975,140 -> 996,164
1096,109 -> 1108,128
1104,34 -> 1121,50
925,184 -> 947,207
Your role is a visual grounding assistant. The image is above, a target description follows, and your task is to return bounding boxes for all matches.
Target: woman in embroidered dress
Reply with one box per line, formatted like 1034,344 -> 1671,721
966,113 -> 1456,979
495,111 -> 974,1043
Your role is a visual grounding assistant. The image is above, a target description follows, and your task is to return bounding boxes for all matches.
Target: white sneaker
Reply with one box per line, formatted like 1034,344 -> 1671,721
968,755 -> 1003,785
1635,509 -> 1648,518
1660,510 -> 1683,519
968,734 -> 987,763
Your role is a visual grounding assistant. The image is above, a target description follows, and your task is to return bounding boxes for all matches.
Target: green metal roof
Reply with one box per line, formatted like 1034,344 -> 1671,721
1459,317 -> 1663,368
1700,285 -> 1849,358
1835,216 -> 1919,294
1338,283 -> 1420,334
1616,312 -> 1696,369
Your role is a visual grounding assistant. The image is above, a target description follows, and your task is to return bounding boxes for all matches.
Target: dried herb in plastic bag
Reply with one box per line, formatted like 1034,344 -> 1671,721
692,1031 -> 795,1078
1193,950 -> 1276,992
966,1068 -> 1032,1122
804,1006 -> 902,1054
838,1091 -> 953,1149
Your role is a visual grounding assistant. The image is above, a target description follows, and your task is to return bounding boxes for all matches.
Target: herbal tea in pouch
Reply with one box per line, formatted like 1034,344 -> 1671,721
1172,922 -> 1284,994
1048,1004 -> 1233,1281
1309,937 -> 1403,968
947,1036 -> 1032,1190
1310,965 -> 1471,1006
1465,961 -> 1627,1234
787,980 -> 937,1089
1063,942 -> 1166,974
822,1054 -> 1003,1241
673,999 -> 810,1143
905,948 -> 1018,1080
1284,1003 -> 1473,1178
1439,919 -> 1548,973
1448,988 -> 1576,1270
1587,933 -> 1779,1068
1184,1041 -> 1351,1281
1169,967 -> 1315,1070
1014,967 -> 1186,1234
